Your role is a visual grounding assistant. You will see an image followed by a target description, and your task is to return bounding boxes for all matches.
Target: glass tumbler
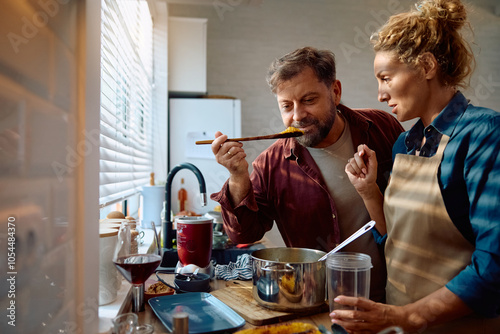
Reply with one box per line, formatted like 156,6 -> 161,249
327,252 -> 372,311
112,313 -> 138,334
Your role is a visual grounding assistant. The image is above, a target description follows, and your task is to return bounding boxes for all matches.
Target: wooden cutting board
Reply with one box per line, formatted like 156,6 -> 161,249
210,280 -> 327,326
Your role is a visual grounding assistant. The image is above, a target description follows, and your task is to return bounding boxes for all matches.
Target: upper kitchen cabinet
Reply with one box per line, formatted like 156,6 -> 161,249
168,17 -> 207,95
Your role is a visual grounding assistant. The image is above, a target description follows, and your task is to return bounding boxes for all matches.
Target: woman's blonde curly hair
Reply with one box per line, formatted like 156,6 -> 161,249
372,0 -> 475,88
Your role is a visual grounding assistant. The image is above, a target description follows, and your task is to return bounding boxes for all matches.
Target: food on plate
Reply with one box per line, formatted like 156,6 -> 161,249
144,281 -> 174,301
280,127 -> 304,134
235,322 -> 321,334
146,281 -> 171,294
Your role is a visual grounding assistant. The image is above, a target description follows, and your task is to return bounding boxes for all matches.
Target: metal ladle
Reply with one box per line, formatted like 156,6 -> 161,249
318,220 -> 376,261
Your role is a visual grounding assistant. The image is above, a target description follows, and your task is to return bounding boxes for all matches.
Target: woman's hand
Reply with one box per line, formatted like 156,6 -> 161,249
345,144 -> 387,234
330,296 -> 404,334
345,144 -> 379,200
331,287 -> 474,334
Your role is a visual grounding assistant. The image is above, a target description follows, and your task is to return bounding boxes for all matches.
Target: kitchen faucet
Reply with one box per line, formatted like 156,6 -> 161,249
163,162 -> 207,250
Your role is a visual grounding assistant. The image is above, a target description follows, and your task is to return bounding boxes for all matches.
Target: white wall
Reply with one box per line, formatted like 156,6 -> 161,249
169,0 -> 500,163
153,1 -> 170,183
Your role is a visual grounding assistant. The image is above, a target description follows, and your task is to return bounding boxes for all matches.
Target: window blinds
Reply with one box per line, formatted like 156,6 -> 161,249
99,0 -> 154,207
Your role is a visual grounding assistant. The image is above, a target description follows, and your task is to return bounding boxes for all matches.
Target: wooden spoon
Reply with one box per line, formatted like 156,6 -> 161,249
195,127 -> 304,145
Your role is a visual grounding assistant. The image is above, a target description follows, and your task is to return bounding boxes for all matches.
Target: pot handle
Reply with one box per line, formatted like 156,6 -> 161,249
261,263 -> 295,273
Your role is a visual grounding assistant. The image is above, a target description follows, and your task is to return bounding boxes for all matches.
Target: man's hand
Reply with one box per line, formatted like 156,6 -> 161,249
211,131 -> 251,206
212,131 -> 248,176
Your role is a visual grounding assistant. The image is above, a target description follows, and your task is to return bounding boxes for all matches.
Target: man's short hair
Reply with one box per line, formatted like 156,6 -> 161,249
267,46 -> 337,94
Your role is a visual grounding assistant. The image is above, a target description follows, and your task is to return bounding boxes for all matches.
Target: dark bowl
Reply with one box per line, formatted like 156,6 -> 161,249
174,273 -> 211,292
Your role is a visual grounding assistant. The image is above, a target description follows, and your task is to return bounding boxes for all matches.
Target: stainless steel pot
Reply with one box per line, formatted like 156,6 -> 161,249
251,247 -> 327,312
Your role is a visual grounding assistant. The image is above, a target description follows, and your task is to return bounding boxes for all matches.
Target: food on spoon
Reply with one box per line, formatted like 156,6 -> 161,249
195,127 -> 304,145
280,126 -> 304,134
235,322 -> 320,334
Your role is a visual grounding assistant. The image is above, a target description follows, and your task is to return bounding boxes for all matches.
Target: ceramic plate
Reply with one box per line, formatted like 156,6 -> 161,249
148,292 -> 245,333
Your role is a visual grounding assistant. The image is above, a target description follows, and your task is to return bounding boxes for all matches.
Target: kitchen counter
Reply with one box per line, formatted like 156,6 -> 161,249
131,274 -> 333,333
98,229 -> 286,333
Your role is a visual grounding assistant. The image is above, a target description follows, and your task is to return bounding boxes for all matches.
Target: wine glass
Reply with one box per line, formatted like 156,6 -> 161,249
113,222 -> 162,312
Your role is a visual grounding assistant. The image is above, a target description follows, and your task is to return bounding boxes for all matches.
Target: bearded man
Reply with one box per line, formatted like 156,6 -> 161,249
210,47 -> 403,302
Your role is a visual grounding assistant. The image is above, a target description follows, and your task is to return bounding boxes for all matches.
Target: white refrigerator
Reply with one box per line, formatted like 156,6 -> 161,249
168,98 -> 242,215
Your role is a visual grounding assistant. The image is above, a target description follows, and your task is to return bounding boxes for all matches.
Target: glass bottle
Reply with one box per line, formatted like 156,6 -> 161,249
178,178 -> 188,212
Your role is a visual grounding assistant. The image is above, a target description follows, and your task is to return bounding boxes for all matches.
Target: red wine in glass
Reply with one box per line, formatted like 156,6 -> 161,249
114,254 -> 161,285
113,222 -> 162,312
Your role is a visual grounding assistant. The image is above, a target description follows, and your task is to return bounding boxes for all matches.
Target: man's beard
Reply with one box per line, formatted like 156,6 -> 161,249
293,102 -> 336,147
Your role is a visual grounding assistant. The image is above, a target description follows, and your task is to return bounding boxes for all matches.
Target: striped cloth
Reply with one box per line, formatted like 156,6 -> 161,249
214,254 -> 253,281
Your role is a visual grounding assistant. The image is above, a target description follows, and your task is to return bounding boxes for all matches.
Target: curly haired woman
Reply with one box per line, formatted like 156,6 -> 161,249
334,0 -> 500,333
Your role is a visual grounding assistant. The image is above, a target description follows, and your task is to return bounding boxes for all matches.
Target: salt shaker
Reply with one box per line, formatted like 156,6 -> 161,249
172,312 -> 189,334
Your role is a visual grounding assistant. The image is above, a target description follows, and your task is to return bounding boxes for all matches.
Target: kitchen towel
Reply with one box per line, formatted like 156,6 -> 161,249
215,254 -> 252,281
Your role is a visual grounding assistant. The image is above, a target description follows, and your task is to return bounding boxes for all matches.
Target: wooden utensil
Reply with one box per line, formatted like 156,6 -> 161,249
195,128 -> 304,145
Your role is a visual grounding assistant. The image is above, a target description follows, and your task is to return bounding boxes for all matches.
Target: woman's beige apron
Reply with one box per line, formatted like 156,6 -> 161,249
383,135 -> 500,333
